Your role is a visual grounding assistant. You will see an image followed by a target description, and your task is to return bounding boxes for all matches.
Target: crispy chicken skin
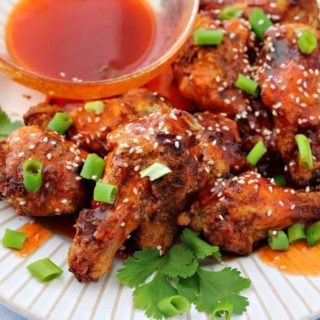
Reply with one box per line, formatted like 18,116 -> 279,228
68,110 -> 202,282
192,112 -> 246,186
180,171 -> 320,255
0,126 -> 88,216
24,89 -> 172,155
200,0 -> 319,26
256,24 -> 320,185
172,13 -> 254,115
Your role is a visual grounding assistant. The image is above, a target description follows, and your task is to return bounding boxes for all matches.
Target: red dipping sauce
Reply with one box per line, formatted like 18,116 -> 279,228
6,0 -> 156,81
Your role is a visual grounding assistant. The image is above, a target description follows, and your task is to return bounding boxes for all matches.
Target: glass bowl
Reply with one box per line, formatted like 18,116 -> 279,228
0,0 -> 199,100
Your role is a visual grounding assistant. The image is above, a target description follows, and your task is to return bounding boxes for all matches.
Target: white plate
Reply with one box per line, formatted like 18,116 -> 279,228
0,65 -> 320,320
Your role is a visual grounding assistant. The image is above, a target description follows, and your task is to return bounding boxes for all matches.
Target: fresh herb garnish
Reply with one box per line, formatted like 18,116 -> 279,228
0,108 -> 23,139
117,229 -> 251,319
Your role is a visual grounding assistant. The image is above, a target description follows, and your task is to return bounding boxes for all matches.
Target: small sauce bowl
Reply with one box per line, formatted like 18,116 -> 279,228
0,0 -> 199,99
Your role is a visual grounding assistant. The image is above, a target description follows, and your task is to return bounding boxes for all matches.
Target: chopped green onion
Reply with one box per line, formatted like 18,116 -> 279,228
84,101 -> 105,115
218,6 -> 243,20
273,175 -> 286,186
246,140 -> 267,166
27,258 -> 63,282
140,162 -> 172,181
157,295 -> 191,317
235,74 -> 260,97
298,30 -> 317,55
194,29 -> 224,46
93,182 -> 118,204
211,301 -> 233,320
2,229 -> 27,250
288,223 -> 306,244
22,159 -> 43,193
48,112 -> 72,134
295,134 -> 313,169
80,153 -> 105,181
268,230 -> 289,251
249,8 -> 273,41
306,221 -> 320,246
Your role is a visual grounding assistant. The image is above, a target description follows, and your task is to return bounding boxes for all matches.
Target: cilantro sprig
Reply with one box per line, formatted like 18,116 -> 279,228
0,108 -> 23,139
117,229 -> 251,319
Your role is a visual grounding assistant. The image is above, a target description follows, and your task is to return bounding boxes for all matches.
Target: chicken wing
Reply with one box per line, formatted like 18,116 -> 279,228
256,23 -> 320,185
68,109 -> 202,282
200,0 -> 319,26
172,13 -> 254,115
24,89 -> 172,156
180,171 -> 320,255
136,112 -> 247,251
0,126 -> 89,216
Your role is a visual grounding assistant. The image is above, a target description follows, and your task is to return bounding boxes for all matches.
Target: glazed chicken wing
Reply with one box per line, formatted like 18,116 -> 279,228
172,13 -> 254,115
0,126 -> 88,216
68,110 -> 202,282
200,0 -> 319,26
192,112 -> 246,186
180,171 -> 320,255
256,23 -> 320,185
24,89 -> 172,156
135,112 -> 247,252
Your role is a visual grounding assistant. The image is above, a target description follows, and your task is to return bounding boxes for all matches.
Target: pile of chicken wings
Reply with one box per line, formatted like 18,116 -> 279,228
1,0 -> 320,282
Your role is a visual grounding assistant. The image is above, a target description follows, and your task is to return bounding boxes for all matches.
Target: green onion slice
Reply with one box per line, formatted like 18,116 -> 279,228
193,29 -> 224,46
249,8 -> 273,41
84,101 -> 105,115
298,30 -> 318,55
211,301 -> 233,320
273,175 -> 286,186
235,74 -> 260,97
218,6 -> 243,20
80,153 -> 105,181
22,159 -> 43,193
306,221 -> 320,246
157,295 -> 191,317
246,140 -> 267,166
295,134 -> 313,169
93,182 -> 118,204
27,258 -> 63,282
288,223 -> 306,244
140,162 -> 172,181
2,229 -> 27,250
268,230 -> 289,251
48,112 -> 73,134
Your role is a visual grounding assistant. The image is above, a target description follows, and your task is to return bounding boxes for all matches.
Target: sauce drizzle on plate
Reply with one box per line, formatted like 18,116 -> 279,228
16,221 -> 53,258
258,242 -> 320,276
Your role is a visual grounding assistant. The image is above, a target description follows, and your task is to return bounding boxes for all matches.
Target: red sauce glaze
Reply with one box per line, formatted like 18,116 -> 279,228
258,241 -> 320,276
16,221 -> 53,257
146,66 -> 195,112
6,0 -> 156,81
39,215 -> 77,239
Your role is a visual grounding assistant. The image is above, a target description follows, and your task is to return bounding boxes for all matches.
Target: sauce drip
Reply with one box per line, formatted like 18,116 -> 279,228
258,242 -> 320,276
6,0 -> 156,81
16,221 -> 53,258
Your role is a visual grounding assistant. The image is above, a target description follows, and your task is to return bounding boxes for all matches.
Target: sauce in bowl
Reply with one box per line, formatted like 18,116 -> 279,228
6,0 -> 156,82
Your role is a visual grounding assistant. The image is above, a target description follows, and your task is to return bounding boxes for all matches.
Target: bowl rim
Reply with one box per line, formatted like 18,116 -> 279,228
0,0 -> 200,89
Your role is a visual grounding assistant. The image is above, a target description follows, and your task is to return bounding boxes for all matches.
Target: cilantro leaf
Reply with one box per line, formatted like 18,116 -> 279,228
222,294 -> 250,315
161,245 -> 198,279
175,273 -> 199,303
117,249 -> 163,287
181,229 -> 221,261
134,274 -> 177,319
0,108 -> 23,139
195,268 -> 251,314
